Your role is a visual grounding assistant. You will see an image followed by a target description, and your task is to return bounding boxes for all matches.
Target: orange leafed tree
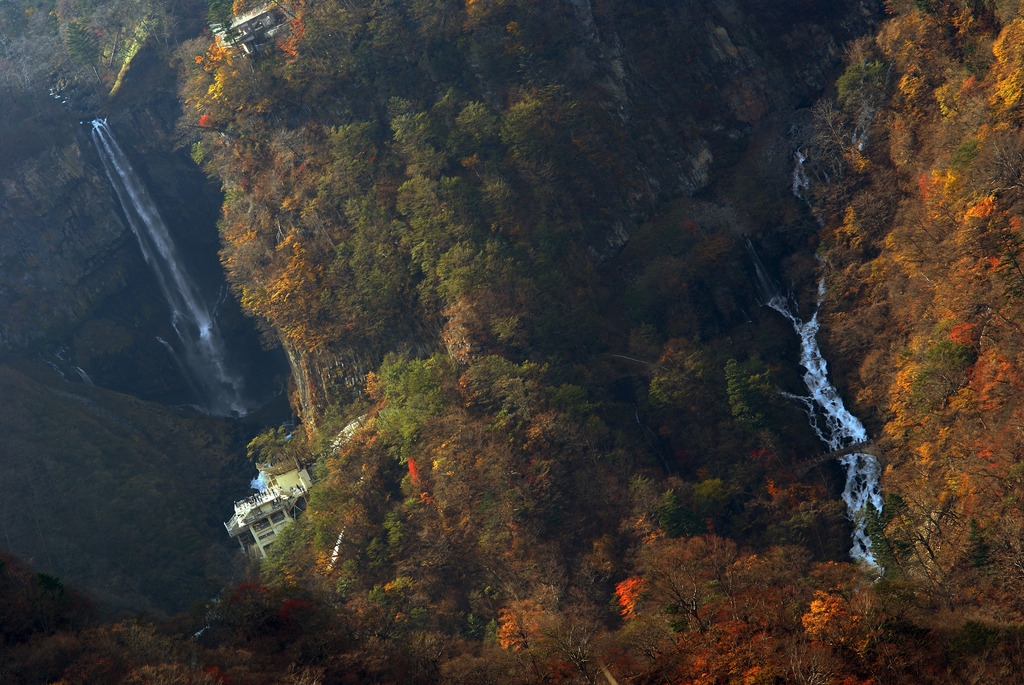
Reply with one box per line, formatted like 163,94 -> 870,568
990,19 -> 1024,117
278,16 -> 305,60
801,590 -> 861,647
497,599 -> 547,651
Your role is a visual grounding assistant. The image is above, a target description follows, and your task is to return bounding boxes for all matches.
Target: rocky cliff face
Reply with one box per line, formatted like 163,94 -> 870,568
0,115 -> 203,401
0,103 -> 132,352
575,0 -> 882,214
0,2 -> 294,615
0,41 -> 288,613
0,111 -> 219,401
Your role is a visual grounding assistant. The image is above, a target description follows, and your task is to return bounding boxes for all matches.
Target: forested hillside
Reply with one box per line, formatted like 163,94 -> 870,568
178,0 -> 878,425
10,0 -> 1024,682
808,0 -> 1024,622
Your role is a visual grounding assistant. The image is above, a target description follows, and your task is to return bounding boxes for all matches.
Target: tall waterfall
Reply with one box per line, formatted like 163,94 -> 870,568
90,118 -> 248,416
748,243 -> 883,565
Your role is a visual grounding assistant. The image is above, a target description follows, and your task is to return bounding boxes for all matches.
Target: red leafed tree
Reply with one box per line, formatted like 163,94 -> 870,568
614,576 -> 646,620
407,457 -> 424,488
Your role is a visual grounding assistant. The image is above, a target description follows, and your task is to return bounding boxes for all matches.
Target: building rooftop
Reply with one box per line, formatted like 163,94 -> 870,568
224,482 -> 308,538
230,4 -> 279,29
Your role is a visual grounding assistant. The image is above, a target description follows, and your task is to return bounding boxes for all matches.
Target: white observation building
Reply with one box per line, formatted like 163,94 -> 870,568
224,455 -> 312,558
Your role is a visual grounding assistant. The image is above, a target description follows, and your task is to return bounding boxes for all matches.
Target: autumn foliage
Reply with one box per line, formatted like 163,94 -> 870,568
3,0 -> 1003,682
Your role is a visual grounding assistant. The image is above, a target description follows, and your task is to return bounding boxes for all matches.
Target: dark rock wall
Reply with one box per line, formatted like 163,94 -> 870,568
587,0 -> 882,204
0,104 -> 133,352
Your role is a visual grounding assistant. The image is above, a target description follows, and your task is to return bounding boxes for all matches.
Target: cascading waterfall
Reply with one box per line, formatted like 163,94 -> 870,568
90,118 -> 248,416
792,149 -> 810,199
74,366 -> 95,385
748,242 -> 883,565
852,108 -> 875,153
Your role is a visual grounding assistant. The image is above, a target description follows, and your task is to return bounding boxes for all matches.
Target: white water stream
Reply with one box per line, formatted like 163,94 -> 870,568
792,149 -> 810,199
90,119 -> 248,416
749,244 -> 882,564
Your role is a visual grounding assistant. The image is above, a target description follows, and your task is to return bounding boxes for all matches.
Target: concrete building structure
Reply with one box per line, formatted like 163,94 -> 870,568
224,456 -> 312,558
212,3 -> 291,55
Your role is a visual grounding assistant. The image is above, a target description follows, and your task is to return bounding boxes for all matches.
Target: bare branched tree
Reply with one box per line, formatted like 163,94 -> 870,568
980,129 -> 1024,194
811,98 -> 851,179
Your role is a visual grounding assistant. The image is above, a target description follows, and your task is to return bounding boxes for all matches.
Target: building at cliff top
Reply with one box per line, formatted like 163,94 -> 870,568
224,455 -> 312,558
211,3 -> 292,55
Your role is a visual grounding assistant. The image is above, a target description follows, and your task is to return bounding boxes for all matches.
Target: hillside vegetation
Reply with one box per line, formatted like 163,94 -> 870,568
806,0 -> 1024,621
12,0 -> 1024,682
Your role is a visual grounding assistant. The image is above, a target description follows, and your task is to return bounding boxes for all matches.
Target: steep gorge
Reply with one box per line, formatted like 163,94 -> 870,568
18,1 -> 1024,682
0,1 -> 890,624
0,4 -> 287,612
